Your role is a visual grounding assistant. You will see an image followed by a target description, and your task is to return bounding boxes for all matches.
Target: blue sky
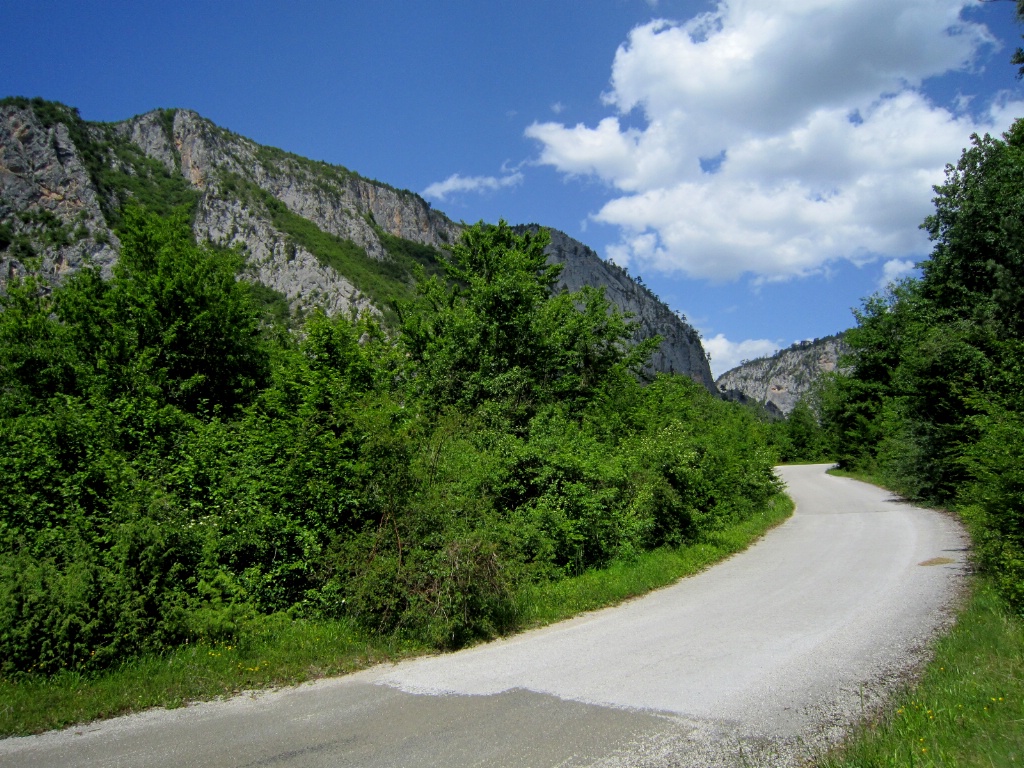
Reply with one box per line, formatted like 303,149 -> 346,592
3,1 -> 1022,376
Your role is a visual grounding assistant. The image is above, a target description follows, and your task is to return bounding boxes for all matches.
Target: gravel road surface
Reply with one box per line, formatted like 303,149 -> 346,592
0,464 -> 968,767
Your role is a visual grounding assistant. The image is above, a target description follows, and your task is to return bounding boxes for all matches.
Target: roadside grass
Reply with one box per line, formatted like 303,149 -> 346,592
827,466 -> 892,489
0,493 -> 793,738
0,617 -> 427,738
817,580 -> 1024,768
514,492 -> 794,627
817,468 -> 1024,767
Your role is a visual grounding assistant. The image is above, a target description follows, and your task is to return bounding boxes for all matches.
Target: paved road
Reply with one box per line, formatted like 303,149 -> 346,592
0,465 -> 968,768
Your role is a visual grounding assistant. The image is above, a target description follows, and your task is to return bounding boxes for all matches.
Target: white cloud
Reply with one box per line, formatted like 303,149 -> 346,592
526,0 -> 1023,283
551,101 -> 567,115
879,258 -> 918,290
423,171 -> 523,201
703,333 -> 780,379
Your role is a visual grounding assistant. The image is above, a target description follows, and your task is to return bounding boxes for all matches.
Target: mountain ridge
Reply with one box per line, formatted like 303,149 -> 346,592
715,334 -> 849,416
0,98 -> 714,389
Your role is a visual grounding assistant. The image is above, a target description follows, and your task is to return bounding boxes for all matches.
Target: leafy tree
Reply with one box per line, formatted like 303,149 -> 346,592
400,221 -> 562,415
819,118 -> 1024,610
0,209 -> 782,673
98,207 -> 270,415
774,399 -> 827,463
400,220 -> 656,426
1011,0 -> 1024,77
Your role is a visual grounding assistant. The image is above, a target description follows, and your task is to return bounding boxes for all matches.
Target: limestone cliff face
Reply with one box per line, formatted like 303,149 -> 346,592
531,227 -> 715,390
715,335 -> 849,416
1,101 -> 712,384
135,109 -> 461,253
117,108 -> 459,317
0,103 -> 119,289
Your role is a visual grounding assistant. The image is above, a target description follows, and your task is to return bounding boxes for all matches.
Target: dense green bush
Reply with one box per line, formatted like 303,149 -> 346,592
820,119 -> 1024,612
0,213 -> 781,674
763,399 -> 830,464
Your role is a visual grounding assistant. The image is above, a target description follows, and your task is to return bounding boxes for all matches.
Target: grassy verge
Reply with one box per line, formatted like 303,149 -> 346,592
817,580 -> 1023,767
827,466 -> 893,489
817,468 -> 1024,767
0,493 -> 792,739
515,492 -> 794,627
0,617 -> 427,738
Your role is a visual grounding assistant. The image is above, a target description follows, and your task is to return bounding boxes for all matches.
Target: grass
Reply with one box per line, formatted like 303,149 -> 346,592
817,580 -> 1023,767
515,493 -> 794,627
0,493 -> 792,738
827,466 -> 900,492
815,468 -> 1024,767
0,616 -> 428,738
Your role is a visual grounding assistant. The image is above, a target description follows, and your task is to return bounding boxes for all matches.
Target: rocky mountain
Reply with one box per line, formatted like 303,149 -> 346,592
519,226 -> 715,390
0,98 -> 713,389
715,334 -> 849,416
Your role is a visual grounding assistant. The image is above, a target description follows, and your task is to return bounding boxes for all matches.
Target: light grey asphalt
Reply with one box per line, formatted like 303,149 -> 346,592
0,464 -> 968,768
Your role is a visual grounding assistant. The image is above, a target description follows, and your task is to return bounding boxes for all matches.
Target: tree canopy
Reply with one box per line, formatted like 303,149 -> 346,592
0,213 -> 780,675
819,118 -> 1024,612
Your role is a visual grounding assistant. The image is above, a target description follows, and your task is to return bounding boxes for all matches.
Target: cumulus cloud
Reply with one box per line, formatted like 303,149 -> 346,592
703,333 -> 780,379
423,171 -> 523,201
526,0 -> 1023,283
879,258 -> 918,290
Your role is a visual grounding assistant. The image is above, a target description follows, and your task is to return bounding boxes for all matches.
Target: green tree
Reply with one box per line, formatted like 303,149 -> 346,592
95,207 -> 270,415
780,400 -> 826,462
400,221 -> 655,426
1011,0 -> 1024,77
819,118 -> 1024,609
400,221 -> 558,417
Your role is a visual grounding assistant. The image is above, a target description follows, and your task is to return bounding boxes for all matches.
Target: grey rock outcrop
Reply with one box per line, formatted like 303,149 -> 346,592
534,227 -> 715,390
0,103 -> 118,290
117,109 -> 461,259
121,108 -> 457,317
715,335 -> 849,416
194,195 -> 373,318
1,100 -> 713,384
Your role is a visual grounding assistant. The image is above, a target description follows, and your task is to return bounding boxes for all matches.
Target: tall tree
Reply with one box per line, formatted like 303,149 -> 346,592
400,221 -> 654,425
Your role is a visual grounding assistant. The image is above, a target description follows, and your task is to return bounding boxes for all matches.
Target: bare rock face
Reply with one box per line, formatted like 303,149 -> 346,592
117,108 -> 460,313
0,103 -> 118,290
536,227 -> 715,391
1,101 -> 713,383
194,195 -> 373,318
117,109 -> 461,260
715,335 -> 849,416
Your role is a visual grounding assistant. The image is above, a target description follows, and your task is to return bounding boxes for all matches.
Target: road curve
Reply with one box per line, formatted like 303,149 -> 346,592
0,464 -> 968,768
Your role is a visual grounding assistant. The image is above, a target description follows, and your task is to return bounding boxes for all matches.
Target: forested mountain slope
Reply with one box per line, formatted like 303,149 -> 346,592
0,98 -> 713,388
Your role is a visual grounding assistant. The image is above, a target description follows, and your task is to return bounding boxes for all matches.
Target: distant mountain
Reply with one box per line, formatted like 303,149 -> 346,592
715,334 -> 849,416
0,98 -> 713,389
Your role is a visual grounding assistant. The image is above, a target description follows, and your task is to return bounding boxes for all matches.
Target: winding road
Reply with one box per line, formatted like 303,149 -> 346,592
0,464 -> 968,767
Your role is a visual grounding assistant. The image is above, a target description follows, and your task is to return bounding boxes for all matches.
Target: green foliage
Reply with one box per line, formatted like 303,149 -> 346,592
768,399 -> 830,463
0,209 -> 274,675
0,495 -> 794,738
819,579 -> 1024,768
107,207 -> 271,414
1011,0 -> 1024,78
819,119 -> 1024,611
0,220 -> 13,251
0,215 -> 782,676
399,221 -> 658,426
